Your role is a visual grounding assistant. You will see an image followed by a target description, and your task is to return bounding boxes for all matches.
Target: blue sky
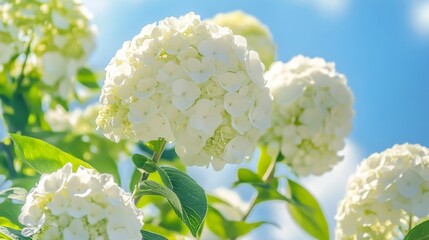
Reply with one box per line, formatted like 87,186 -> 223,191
83,0 -> 429,238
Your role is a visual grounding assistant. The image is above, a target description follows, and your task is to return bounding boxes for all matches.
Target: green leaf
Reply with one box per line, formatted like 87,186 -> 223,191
138,180 -> 182,212
234,169 -> 291,205
140,230 -> 168,240
257,146 -> 276,179
132,154 -> 156,173
0,227 -> 30,240
29,132 -> 123,184
141,224 -> 186,239
404,219 -> 429,240
206,206 -> 265,239
287,179 -> 329,240
0,200 -> 22,226
0,217 -> 19,229
257,147 -> 270,178
77,67 -> 99,89
161,167 -> 207,237
10,134 -> 93,173
137,167 -> 207,237
156,166 -> 173,189
236,168 -> 264,185
254,184 -> 291,204
160,148 -> 178,161
146,139 -> 165,153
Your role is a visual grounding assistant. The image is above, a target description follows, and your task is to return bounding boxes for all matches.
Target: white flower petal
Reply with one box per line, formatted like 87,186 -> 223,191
172,79 -> 200,111
224,92 -> 249,117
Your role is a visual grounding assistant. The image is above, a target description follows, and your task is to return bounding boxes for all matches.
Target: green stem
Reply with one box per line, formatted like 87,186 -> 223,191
408,214 -> 414,232
241,152 -> 277,221
133,139 -> 167,204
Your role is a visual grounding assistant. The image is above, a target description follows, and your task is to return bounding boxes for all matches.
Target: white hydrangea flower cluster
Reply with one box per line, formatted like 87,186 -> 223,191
97,12 -> 272,170
261,55 -> 354,176
0,0 -> 96,97
335,144 -> 429,240
211,11 -> 276,68
19,163 -> 143,240
45,104 -> 100,135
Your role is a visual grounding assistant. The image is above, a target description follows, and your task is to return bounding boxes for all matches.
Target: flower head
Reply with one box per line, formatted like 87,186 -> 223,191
211,11 -> 276,68
335,144 -> 429,239
0,0 -> 96,98
19,163 -> 143,240
97,12 -> 272,170
261,55 -> 354,176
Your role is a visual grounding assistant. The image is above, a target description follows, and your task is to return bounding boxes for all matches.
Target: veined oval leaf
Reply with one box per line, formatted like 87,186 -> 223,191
156,166 -> 173,189
161,167 -> 207,237
287,179 -> 329,240
138,180 -> 182,213
140,230 -> 168,240
10,134 -> 93,173
138,167 -> 207,237
404,219 -> 429,240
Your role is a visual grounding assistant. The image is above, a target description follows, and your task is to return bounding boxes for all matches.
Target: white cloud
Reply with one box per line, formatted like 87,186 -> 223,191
82,0 -> 112,17
315,0 -> 350,15
411,0 -> 429,37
